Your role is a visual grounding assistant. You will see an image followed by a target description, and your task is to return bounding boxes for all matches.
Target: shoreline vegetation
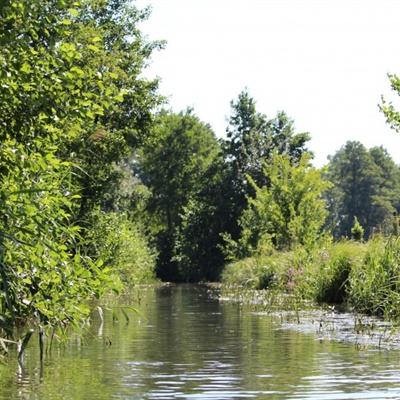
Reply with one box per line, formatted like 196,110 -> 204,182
3,0 -> 400,363
221,236 -> 400,322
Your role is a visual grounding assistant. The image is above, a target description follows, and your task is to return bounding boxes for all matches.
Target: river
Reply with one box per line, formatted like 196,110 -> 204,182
1,284 -> 400,399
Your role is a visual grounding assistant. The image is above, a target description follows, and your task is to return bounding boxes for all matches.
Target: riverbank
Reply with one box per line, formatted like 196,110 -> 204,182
221,235 -> 400,322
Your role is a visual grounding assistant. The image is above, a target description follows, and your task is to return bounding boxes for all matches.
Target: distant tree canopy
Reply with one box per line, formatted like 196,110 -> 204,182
137,110 -> 222,281
325,141 -> 400,239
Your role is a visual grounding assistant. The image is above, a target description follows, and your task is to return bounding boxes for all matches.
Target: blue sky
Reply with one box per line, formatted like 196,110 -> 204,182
136,0 -> 400,166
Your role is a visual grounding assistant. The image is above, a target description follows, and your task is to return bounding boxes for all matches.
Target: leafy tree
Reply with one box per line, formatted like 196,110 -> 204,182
60,0 -> 163,219
137,110 -> 221,281
224,90 -> 311,196
380,73 -> 400,133
0,0 -> 159,335
325,141 -> 400,238
222,91 -> 311,241
172,154 -> 235,281
233,153 -> 330,256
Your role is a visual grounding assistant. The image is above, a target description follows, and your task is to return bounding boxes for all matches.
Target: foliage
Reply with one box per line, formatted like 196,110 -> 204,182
221,256 -> 275,290
224,90 -> 311,194
137,110 -> 222,281
325,141 -> 400,239
222,234 -> 400,321
134,92 -> 314,283
61,0 -> 163,219
0,0 -> 160,338
172,153 -> 238,282
221,91 -> 312,245
222,239 -> 366,306
173,198 -> 224,282
221,247 -> 298,291
299,240 -> 365,305
349,236 -> 400,319
351,217 -> 364,241
380,72 -> 400,133
0,142 -> 113,331
84,210 -> 157,286
233,153 -> 330,256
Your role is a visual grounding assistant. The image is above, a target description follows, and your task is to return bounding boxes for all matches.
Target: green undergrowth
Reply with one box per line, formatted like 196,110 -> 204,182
222,236 -> 400,321
85,210 -> 157,287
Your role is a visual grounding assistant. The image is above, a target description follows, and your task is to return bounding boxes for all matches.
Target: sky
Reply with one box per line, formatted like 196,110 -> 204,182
135,0 -> 400,166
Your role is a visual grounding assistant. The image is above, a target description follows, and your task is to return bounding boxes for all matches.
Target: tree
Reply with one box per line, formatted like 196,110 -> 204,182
0,0 -> 160,334
351,217 -> 364,241
172,154 -> 235,282
380,73 -> 400,133
221,90 -> 312,244
234,153 -> 329,255
60,0 -> 164,220
224,90 -> 311,194
325,141 -> 400,238
137,110 -> 222,281
0,0 -> 115,331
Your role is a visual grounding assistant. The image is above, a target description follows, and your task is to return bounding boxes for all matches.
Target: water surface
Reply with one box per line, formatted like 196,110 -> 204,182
1,284 -> 400,399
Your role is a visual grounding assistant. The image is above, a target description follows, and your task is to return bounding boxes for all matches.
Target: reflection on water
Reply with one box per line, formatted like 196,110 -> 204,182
1,284 -> 400,399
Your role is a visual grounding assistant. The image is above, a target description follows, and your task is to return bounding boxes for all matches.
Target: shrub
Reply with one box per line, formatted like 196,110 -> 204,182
221,254 -> 279,290
85,210 -> 157,287
351,216 -> 364,241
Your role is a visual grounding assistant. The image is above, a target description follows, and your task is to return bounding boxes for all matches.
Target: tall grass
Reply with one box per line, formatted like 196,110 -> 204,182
349,236 -> 400,319
298,240 -> 365,305
221,236 -> 400,321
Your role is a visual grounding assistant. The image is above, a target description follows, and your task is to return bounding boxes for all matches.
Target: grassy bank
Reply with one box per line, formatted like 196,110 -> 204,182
221,236 -> 400,321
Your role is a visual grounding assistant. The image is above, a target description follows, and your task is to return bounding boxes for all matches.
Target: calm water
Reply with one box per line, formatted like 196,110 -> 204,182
1,284 -> 400,399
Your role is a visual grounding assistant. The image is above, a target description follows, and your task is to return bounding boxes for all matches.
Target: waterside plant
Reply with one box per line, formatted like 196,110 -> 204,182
222,235 -> 400,322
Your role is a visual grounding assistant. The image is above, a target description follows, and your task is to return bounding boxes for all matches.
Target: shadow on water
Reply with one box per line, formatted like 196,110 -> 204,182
1,284 -> 400,399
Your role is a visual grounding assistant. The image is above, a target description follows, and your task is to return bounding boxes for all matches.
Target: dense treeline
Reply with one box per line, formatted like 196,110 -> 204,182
137,101 -> 400,283
3,0 -> 400,348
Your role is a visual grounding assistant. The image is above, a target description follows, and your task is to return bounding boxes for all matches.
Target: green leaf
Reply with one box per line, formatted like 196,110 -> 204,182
68,8 -> 80,17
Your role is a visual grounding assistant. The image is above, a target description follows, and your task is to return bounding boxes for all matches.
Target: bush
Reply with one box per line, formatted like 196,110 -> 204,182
351,216 -> 364,241
85,210 -> 157,287
221,248 -> 304,291
221,254 -> 278,290
221,239 -> 366,305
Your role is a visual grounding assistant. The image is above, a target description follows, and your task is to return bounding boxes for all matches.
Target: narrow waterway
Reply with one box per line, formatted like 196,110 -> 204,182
1,284 -> 400,399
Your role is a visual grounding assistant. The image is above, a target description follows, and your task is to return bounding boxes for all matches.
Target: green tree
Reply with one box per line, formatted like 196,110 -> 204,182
325,141 -> 400,238
234,153 -> 330,256
60,0 -> 163,220
222,90 -> 311,243
351,216 -> 364,241
137,110 -> 222,281
380,72 -> 400,133
224,90 -> 310,195
172,154 -> 234,281
0,0 -> 159,335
